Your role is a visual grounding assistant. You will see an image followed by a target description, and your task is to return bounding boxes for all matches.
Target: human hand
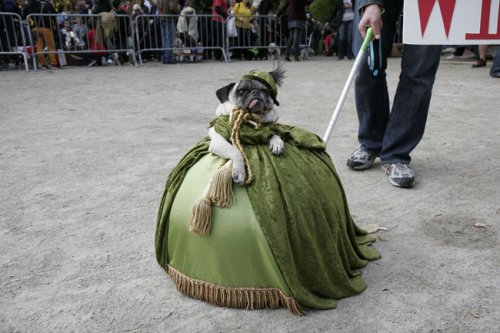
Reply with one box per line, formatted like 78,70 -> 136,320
358,4 -> 382,39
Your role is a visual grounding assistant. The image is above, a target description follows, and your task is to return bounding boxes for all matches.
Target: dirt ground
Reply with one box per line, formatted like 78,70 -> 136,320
1,56 -> 499,333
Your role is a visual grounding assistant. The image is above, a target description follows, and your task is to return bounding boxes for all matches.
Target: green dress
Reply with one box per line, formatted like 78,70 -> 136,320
155,116 -> 380,315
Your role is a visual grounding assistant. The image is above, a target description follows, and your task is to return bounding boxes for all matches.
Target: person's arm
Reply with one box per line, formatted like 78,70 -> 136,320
357,1 -> 383,39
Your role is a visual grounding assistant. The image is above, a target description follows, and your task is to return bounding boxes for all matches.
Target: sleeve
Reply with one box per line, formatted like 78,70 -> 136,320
357,0 -> 383,13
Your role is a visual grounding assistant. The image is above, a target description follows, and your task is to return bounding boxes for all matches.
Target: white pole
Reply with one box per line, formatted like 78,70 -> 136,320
323,28 -> 374,145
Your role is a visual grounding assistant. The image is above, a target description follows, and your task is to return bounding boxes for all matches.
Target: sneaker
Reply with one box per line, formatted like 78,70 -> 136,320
383,163 -> 415,188
347,146 -> 377,170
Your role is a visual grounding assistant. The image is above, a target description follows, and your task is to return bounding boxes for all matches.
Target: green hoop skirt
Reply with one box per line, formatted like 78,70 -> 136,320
155,117 -> 380,314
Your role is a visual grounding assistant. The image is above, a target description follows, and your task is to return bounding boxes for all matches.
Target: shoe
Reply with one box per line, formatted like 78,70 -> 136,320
491,72 -> 500,78
337,56 -> 344,60
347,146 -> 377,170
383,163 -> 415,188
294,55 -> 300,61
285,56 -> 292,62
347,55 -> 354,60
162,59 -> 178,64
472,59 -> 486,68
441,47 -> 456,55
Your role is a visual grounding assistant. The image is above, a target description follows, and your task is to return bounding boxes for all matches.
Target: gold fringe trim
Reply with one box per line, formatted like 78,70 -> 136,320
209,160 -> 234,208
167,265 -> 305,316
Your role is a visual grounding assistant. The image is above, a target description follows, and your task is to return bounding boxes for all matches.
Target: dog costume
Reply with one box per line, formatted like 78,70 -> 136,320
155,70 -> 380,315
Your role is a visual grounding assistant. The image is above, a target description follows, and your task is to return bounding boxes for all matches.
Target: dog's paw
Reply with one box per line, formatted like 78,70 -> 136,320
269,135 -> 284,155
232,162 -> 246,185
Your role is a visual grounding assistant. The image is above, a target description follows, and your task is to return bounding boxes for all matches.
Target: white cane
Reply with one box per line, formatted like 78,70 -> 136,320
323,28 -> 375,145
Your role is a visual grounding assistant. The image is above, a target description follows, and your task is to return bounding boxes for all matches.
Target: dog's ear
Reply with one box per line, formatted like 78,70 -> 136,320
269,67 -> 285,87
216,83 -> 236,103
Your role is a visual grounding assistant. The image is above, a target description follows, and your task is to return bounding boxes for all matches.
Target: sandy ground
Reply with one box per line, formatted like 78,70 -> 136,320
1,56 -> 499,333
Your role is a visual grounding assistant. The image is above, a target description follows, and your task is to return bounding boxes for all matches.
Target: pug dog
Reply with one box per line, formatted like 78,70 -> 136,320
208,68 -> 285,185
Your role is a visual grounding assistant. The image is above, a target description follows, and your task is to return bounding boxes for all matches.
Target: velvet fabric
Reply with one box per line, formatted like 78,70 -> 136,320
156,116 -> 380,309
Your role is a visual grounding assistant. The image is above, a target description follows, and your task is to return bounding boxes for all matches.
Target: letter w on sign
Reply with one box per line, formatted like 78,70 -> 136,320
403,0 -> 500,45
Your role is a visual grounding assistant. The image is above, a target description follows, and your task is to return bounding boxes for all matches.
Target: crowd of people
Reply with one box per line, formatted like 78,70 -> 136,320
0,0 -> 323,68
0,0 -> 498,76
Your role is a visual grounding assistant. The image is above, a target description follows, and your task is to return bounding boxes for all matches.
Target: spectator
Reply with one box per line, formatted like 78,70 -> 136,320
226,0 -> 238,57
56,2 -> 72,26
72,16 -> 88,45
211,0 -> 228,61
113,0 -> 134,64
1,0 -> 21,43
92,0 -> 112,14
233,0 -> 256,59
347,0 -> 441,188
23,0 -> 60,69
256,0 -> 280,49
277,0 -> 313,62
84,19 -> 106,65
139,0 -> 151,13
328,0 -> 354,60
74,0 -> 91,14
322,22 -> 337,56
158,0 -> 180,64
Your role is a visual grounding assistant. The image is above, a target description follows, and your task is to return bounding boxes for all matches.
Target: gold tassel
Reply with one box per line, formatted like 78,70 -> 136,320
209,160 -> 234,208
187,178 -> 213,236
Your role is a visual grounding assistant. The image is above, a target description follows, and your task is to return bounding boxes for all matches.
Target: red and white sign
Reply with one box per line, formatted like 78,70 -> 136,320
403,0 -> 500,44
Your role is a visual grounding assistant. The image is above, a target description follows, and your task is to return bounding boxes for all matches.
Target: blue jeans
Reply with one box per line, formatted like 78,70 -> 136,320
490,51 -> 500,76
161,19 -> 176,62
286,21 -> 305,57
353,1 -> 441,164
337,20 -> 353,58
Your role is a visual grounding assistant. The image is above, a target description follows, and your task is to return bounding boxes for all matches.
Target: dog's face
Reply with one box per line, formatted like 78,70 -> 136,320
232,79 -> 274,114
215,69 -> 285,120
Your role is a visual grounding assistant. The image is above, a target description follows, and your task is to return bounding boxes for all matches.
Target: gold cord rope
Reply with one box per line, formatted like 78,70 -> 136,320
229,107 -> 262,185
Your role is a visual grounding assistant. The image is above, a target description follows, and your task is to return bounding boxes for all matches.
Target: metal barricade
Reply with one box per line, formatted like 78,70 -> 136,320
134,14 -> 228,65
0,12 -> 29,71
26,13 -> 136,70
228,14 -> 286,60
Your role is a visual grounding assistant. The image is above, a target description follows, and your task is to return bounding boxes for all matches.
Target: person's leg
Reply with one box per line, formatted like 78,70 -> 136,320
36,28 -> 49,67
293,26 -> 303,59
352,1 -> 401,155
45,28 -> 58,66
285,27 -> 294,59
345,20 -> 353,59
161,20 -> 168,62
472,44 -> 488,68
166,20 -> 175,61
337,22 -> 346,59
213,20 -> 224,61
490,49 -> 500,77
380,44 -> 441,165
